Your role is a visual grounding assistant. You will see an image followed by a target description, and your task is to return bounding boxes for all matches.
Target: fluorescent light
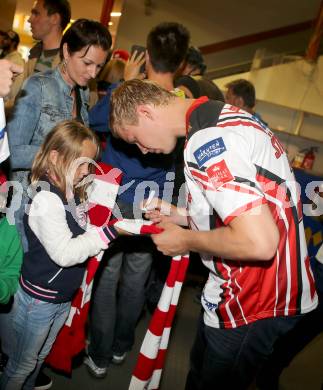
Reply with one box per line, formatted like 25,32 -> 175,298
23,15 -> 32,34
110,12 -> 122,17
13,14 -> 21,29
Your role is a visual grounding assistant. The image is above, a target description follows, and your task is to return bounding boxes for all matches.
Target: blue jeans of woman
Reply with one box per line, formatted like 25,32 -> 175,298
185,312 -> 301,390
0,287 -> 70,390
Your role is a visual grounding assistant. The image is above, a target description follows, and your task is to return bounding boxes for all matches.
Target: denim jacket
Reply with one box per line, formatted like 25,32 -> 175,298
7,66 -> 89,171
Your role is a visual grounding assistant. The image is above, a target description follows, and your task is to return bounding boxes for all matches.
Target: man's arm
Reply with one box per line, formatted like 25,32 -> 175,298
151,203 -> 279,260
0,59 -> 23,98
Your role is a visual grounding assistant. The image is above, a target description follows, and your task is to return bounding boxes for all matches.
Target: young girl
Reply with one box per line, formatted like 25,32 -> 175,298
0,120 -> 117,390
7,18 -> 112,251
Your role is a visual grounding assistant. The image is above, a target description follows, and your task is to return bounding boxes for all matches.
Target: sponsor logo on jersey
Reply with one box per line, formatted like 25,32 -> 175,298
206,159 -> 234,189
202,292 -> 218,312
193,137 -> 226,167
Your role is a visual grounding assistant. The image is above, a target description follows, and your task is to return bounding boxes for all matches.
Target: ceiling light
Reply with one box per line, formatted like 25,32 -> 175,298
110,12 -> 122,17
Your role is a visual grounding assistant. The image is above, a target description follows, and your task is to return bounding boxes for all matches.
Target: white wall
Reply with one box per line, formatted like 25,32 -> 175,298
213,59 -> 323,175
204,30 -> 314,72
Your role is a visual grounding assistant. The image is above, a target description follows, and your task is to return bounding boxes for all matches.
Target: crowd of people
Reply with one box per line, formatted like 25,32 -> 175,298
0,0 -> 321,389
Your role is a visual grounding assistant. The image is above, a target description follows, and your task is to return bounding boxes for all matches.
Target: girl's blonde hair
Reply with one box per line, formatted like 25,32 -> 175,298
31,120 -> 100,200
99,58 -> 125,84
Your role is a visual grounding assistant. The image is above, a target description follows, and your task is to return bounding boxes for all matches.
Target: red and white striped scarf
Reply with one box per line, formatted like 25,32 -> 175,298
129,254 -> 189,390
46,162 -> 190,388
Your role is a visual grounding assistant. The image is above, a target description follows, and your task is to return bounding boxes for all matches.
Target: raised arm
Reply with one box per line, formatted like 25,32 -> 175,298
0,59 -> 23,98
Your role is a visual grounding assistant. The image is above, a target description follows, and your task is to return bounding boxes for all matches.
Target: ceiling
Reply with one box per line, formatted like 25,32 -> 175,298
13,0 -> 322,72
114,0 -> 322,73
115,0 -> 321,45
15,0 -> 321,44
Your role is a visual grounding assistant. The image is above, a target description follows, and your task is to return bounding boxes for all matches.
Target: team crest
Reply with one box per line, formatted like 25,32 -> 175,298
206,160 -> 234,189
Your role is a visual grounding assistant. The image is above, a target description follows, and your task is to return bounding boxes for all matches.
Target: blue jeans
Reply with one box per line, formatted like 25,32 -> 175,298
0,287 -> 70,390
0,298 -> 14,357
88,234 -> 153,367
185,312 -> 301,390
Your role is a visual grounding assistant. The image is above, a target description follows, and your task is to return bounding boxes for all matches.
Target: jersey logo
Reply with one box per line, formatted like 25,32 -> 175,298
206,159 -> 234,189
193,137 -> 226,168
227,104 -> 243,113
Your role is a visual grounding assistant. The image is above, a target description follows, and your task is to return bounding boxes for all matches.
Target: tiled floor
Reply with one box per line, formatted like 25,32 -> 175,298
48,285 -> 323,390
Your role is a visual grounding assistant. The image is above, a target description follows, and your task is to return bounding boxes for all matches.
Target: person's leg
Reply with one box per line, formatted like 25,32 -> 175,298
257,310 -> 323,389
230,315 -> 301,389
0,298 -> 14,359
0,299 -> 14,374
23,301 -> 70,390
87,247 -> 123,368
192,319 -> 251,390
0,287 -> 69,390
185,313 -> 206,390
185,314 -> 301,390
113,236 -> 153,355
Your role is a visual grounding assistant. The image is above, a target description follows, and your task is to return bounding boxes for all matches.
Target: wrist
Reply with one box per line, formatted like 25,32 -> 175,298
183,228 -> 193,252
101,224 -> 118,244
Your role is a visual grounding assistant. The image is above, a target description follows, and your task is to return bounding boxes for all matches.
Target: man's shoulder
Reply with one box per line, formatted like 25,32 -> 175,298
5,51 -> 24,66
188,99 -> 225,140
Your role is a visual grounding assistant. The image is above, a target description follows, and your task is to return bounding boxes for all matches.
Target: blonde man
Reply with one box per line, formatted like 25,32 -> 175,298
110,79 -> 317,390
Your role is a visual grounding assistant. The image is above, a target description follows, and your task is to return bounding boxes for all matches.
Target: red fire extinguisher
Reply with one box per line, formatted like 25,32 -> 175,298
301,147 -> 318,170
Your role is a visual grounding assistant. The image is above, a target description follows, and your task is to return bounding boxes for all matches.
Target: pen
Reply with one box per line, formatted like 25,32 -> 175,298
141,190 -> 156,212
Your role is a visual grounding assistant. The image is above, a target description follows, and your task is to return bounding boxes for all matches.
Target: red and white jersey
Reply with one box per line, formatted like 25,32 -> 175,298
184,98 -> 318,329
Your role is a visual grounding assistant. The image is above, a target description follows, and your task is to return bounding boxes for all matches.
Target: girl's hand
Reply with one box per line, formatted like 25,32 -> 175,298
124,50 -> 146,81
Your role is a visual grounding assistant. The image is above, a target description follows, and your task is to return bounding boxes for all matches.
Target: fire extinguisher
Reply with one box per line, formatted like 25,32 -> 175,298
301,147 -> 318,170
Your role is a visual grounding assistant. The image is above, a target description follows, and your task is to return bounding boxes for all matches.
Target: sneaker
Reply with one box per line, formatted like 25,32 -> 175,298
112,352 -> 127,365
34,371 -> 53,390
84,355 -> 107,378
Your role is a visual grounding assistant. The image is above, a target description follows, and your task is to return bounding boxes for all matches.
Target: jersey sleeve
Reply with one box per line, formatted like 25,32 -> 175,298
186,126 -> 266,224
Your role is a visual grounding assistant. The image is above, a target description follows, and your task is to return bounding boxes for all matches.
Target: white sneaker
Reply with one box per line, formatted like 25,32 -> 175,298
112,352 -> 127,365
84,355 -> 107,378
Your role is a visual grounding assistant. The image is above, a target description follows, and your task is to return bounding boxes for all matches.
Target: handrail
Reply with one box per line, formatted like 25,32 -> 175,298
205,50 -> 310,80
199,20 -> 314,55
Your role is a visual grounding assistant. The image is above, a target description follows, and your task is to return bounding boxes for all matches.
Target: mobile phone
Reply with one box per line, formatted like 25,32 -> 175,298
130,44 -> 146,74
